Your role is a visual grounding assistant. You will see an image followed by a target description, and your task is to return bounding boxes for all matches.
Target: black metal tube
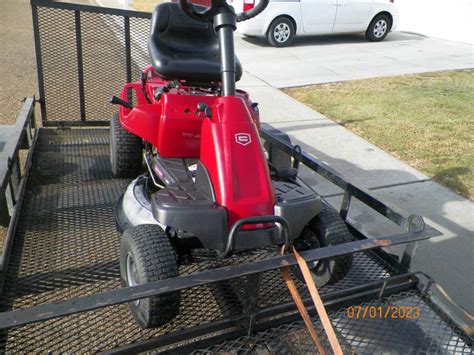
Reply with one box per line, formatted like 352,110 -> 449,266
108,274 -> 417,353
219,215 -> 290,258
0,228 -> 438,330
124,17 -> 132,84
218,25 -> 236,96
31,5 -> 47,123
74,10 -> 86,121
260,125 -> 419,229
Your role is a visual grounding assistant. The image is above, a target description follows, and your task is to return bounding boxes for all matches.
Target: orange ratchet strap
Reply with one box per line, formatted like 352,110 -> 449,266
281,245 -> 343,355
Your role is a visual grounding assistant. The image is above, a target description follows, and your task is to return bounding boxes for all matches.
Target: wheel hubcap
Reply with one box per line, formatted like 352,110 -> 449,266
274,23 -> 290,43
126,253 -> 140,306
374,20 -> 387,38
297,229 -> 322,270
307,240 -> 322,271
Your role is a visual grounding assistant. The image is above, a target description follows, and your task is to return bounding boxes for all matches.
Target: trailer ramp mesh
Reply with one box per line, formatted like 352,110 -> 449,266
35,5 -> 150,124
0,129 -> 469,353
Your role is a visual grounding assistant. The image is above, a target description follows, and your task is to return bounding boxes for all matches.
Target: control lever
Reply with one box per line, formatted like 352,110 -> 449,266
141,72 -> 152,104
154,86 -> 170,100
197,102 -> 212,118
110,96 -> 133,109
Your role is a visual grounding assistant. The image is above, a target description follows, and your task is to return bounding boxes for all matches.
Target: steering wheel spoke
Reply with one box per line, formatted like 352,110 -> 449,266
178,0 -> 269,24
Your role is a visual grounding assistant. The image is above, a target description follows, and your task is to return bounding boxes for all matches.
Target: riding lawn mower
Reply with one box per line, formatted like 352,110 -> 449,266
110,0 -> 354,328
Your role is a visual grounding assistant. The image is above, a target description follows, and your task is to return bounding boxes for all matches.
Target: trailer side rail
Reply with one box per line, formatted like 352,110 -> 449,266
0,98 -> 37,291
260,123 -> 428,273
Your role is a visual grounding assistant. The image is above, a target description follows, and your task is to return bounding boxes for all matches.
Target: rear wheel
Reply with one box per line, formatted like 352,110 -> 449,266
120,224 -> 180,328
110,113 -> 142,178
267,17 -> 295,47
293,203 -> 354,287
366,14 -> 391,42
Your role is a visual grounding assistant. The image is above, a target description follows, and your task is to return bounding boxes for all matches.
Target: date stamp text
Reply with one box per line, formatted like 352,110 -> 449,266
347,305 -> 421,319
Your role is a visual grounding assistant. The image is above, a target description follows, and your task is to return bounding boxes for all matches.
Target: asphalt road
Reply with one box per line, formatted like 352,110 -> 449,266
0,0 -> 37,125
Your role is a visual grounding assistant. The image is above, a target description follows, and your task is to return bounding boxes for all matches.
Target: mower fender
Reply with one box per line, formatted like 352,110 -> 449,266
115,176 -> 165,233
274,199 -> 320,240
273,181 -> 321,239
118,83 -> 160,147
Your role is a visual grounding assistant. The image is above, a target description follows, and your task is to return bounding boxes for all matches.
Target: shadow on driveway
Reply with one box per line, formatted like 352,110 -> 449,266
241,31 -> 427,48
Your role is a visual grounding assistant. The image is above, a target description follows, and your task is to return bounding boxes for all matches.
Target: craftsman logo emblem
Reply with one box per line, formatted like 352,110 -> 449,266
235,133 -> 251,146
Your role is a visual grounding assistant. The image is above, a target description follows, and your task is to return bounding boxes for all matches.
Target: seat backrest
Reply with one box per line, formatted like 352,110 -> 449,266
148,3 -> 242,83
150,3 -> 218,55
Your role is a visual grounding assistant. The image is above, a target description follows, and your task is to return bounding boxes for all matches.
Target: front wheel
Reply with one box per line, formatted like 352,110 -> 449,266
293,203 -> 354,287
120,224 -> 180,328
267,17 -> 295,47
366,14 -> 391,42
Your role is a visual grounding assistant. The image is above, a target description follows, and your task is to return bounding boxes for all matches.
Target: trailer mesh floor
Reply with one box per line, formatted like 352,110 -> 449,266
194,290 -> 473,354
0,129 -> 470,353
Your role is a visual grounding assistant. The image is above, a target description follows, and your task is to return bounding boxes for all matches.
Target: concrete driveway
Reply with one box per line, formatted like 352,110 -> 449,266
235,31 -> 474,88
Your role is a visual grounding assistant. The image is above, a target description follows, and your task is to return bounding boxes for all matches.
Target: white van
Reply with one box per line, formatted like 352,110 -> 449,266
233,0 -> 399,46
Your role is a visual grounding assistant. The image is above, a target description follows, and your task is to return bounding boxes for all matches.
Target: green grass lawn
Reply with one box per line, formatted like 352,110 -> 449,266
285,70 -> 474,199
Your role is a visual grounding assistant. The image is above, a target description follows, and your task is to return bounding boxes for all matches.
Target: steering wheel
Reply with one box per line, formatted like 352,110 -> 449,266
178,0 -> 269,23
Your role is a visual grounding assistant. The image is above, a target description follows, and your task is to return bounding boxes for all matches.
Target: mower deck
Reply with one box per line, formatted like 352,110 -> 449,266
0,128 -> 471,353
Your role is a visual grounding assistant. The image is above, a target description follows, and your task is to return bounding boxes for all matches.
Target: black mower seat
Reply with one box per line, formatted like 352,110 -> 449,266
148,3 -> 242,83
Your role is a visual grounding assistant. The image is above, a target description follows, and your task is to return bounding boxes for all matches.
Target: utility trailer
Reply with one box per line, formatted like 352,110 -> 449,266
0,1 -> 472,353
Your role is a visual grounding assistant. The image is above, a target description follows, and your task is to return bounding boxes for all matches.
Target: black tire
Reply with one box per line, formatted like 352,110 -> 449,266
120,224 -> 180,328
110,113 -> 142,178
293,203 -> 354,287
365,14 -> 391,42
267,17 -> 295,47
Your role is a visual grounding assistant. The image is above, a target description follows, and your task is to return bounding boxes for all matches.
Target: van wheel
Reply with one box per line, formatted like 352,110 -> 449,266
267,17 -> 295,47
366,14 -> 391,42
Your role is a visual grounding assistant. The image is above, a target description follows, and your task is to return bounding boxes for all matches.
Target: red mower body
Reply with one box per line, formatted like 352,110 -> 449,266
118,66 -> 274,227
200,96 -> 275,225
